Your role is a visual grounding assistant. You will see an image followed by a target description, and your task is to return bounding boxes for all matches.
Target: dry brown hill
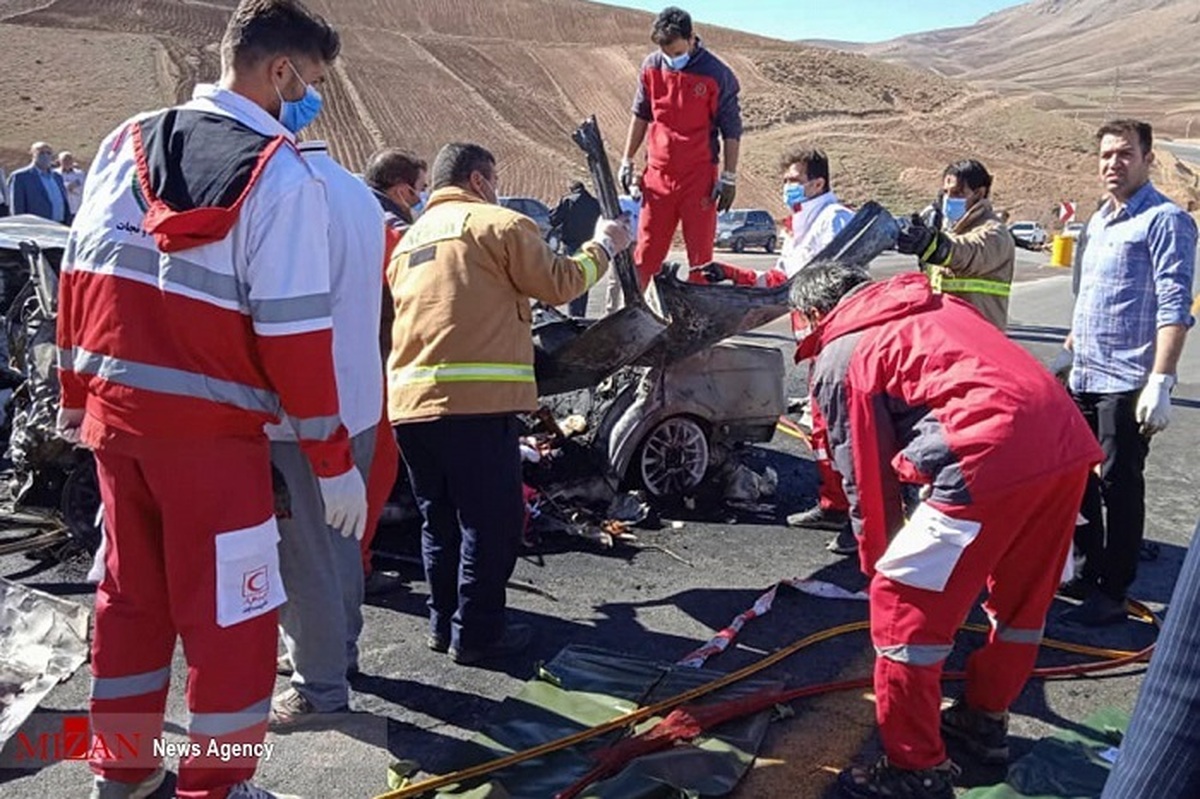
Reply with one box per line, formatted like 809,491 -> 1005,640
840,0 -> 1200,139
0,0 -> 1126,225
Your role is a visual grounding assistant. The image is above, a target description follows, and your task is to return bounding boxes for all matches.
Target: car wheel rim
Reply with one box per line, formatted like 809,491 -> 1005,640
640,417 -> 709,497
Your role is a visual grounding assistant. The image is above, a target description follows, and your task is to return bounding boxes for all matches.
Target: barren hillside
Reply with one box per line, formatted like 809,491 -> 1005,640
838,0 -> 1200,139
0,0 -> 1124,224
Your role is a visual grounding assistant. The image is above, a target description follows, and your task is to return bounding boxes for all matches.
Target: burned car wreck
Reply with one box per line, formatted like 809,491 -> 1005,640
0,119 -> 897,562
517,118 -> 899,540
0,216 -> 101,557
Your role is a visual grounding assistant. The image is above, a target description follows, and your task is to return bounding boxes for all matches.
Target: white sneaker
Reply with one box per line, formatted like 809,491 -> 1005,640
90,767 -> 167,799
226,781 -> 304,799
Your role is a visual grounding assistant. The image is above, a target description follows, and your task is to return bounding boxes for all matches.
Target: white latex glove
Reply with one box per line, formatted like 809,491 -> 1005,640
1135,373 -> 1175,436
56,407 -> 84,444
618,158 -> 635,195
318,468 -> 368,541
593,214 -> 633,259
1050,346 -> 1073,383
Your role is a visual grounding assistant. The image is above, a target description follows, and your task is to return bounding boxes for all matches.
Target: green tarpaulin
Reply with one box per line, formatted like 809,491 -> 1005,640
407,645 -> 782,799
963,707 -> 1128,799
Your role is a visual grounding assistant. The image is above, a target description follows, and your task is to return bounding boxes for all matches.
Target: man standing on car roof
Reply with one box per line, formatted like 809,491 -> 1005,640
620,6 -> 741,290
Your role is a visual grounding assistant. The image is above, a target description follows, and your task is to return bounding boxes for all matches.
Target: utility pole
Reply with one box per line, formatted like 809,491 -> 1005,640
1104,67 -> 1121,117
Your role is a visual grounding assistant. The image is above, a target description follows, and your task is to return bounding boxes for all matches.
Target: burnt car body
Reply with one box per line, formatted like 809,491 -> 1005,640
529,195 -> 899,498
0,216 -> 101,552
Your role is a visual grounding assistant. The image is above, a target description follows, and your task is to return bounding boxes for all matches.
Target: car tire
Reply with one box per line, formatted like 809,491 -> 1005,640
732,237 -> 745,254
636,416 -> 710,498
764,236 -> 776,254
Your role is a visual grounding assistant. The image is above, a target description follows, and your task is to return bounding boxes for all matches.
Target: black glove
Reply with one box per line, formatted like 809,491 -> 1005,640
712,172 -> 737,213
618,159 -> 635,195
900,212 -> 955,265
896,214 -> 936,257
691,262 -> 728,283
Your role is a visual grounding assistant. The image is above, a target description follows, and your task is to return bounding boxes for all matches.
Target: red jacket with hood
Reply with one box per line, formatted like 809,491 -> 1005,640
797,273 -> 1103,576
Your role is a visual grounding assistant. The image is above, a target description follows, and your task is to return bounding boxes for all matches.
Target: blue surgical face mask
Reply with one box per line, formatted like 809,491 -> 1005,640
276,63 -> 323,134
411,189 -> 429,216
942,196 -> 968,225
783,181 -> 807,209
664,51 -> 691,71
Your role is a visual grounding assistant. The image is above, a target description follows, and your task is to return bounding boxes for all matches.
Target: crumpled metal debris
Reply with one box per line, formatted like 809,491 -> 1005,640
721,463 -> 779,503
605,491 -> 650,525
0,577 -> 89,749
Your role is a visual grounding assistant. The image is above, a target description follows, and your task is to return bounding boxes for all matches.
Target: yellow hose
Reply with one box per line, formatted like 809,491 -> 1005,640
373,602 -> 1156,799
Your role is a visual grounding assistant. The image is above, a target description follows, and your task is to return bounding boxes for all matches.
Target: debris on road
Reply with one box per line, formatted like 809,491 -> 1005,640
0,577 -> 89,749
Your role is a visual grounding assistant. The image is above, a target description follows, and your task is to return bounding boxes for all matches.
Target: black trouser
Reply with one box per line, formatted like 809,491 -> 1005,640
394,414 -> 523,651
1072,390 -> 1150,600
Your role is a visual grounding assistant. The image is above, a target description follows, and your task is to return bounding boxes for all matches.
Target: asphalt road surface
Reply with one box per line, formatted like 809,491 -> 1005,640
1160,139 -> 1200,169
2,246 -> 1197,798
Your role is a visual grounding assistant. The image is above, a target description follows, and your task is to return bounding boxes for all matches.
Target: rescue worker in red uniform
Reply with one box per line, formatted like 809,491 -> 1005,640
620,6 -> 742,290
791,266 -> 1103,799
57,3 -> 359,798
692,148 -> 856,551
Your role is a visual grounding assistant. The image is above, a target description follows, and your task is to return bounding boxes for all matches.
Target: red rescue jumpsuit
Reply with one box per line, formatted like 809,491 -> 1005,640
800,273 -> 1103,771
59,92 -> 353,798
712,257 -> 850,516
631,40 -> 741,289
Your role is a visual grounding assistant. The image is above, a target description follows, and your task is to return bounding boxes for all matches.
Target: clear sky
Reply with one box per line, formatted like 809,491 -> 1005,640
591,0 -> 1026,43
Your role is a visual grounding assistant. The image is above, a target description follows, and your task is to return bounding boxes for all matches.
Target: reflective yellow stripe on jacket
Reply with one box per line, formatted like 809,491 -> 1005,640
392,362 -> 535,386
572,251 -> 601,290
930,272 -> 1012,298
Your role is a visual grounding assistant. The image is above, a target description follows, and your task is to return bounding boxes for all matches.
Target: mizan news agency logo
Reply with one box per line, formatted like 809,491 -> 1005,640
14,716 -> 136,763
12,715 -> 276,765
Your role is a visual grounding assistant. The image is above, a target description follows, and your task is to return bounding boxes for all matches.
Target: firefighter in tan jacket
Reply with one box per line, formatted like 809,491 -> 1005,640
898,159 -> 1015,330
387,142 -> 632,665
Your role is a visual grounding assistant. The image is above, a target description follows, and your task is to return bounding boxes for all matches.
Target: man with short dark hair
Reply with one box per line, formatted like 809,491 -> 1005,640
59,2 -> 352,797
363,147 -> 428,232
8,141 -> 70,223
388,142 -> 632,666
896,159 -> 1015,330
548,180 -> 603,315
360,147 -> 428,596
792,265 -> 1102,799
1060,119 -> 1196,626
620,6 -> 741,289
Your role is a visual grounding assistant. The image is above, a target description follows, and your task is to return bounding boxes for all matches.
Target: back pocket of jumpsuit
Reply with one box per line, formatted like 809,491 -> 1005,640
214,518 -> 287,628
874,503 -> 982,593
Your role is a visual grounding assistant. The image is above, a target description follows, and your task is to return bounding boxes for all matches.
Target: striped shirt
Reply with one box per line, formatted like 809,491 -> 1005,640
1070,181 -> 1197,393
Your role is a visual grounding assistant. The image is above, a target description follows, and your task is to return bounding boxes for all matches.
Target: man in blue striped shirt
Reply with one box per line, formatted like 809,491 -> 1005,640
1062,119 -> 1197,626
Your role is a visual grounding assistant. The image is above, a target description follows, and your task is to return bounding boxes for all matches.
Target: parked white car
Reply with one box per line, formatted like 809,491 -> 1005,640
1009,220 -> 1048,246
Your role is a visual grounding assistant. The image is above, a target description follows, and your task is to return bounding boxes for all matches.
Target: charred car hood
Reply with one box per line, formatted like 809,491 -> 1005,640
532,201 -> 898,391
